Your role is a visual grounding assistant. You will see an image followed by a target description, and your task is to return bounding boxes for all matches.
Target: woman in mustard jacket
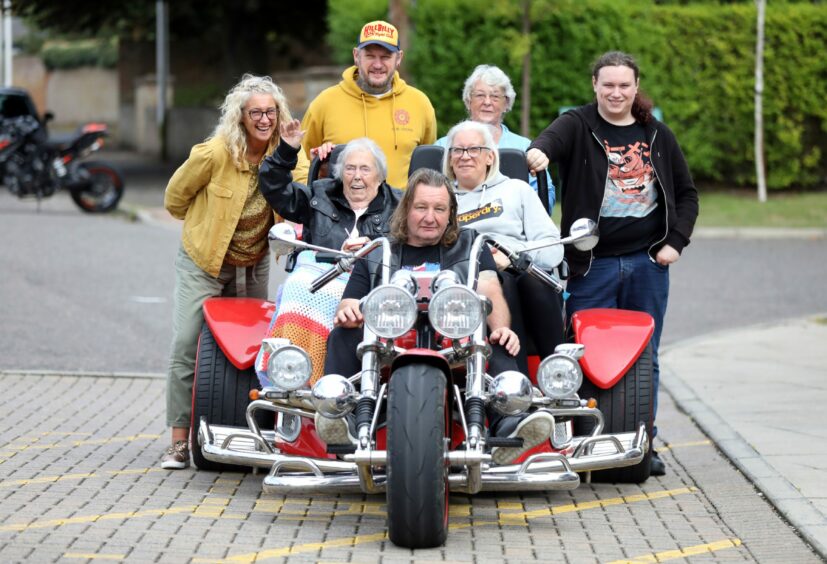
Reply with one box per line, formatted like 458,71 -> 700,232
161,74 -> 309,469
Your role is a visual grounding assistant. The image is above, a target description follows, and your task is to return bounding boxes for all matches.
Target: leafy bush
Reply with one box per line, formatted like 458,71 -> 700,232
327,0 -> 388,66
41,37 -> 118,70
328,0 -> 827,189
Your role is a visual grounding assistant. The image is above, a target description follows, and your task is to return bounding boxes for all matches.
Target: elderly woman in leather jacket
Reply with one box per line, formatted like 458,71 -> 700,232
259,119 -> 402,252
256,120 -> 402,388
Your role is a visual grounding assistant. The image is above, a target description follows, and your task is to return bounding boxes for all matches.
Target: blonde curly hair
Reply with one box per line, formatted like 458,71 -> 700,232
211,74 -> 292,167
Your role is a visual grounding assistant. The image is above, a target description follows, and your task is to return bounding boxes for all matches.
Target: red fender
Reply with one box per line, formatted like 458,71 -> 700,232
202,298 -> 275,370
571,308 -> 654,390
391,348 -> 452,376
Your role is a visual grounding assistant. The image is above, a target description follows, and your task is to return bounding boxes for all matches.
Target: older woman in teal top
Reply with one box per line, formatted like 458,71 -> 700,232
436,64 -> 555,210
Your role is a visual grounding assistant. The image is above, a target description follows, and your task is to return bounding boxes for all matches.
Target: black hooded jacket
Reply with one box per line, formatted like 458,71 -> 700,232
529,102 -> 699,277
259,140 -> 402,250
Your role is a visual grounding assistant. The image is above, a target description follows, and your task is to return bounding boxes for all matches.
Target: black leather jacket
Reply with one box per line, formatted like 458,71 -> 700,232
259,141 -> 402,249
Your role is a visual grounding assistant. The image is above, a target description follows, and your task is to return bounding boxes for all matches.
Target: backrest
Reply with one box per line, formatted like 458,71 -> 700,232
498,148 -> 530,181
408,145 -> 531,184
307,144 -> 346,183
407,144 -> 445,177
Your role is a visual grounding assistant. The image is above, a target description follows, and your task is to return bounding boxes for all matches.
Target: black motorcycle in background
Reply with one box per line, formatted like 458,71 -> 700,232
0,88 -> 124,213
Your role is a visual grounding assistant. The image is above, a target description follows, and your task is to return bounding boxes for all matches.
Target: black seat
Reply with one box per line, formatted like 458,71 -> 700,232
307,144 -> 346,183
408,144 -> 445,176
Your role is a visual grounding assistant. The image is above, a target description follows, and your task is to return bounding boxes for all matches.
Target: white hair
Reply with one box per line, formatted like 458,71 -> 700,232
332,137 -> 388,182
442,120 -> 500,185
461,64 -> 516,113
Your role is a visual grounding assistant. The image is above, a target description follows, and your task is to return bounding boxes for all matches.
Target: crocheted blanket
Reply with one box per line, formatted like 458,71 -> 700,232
255,251 -> 349,387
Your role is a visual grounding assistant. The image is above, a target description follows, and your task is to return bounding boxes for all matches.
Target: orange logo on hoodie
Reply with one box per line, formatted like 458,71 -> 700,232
394,109 -> 410,126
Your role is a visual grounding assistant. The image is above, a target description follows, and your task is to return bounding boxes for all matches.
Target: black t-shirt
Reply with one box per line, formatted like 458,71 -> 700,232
594,117 -> 664,257
342,242 -> 497,300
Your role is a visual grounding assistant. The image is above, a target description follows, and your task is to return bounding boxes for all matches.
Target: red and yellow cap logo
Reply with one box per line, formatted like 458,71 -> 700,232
358,21 -> 400,52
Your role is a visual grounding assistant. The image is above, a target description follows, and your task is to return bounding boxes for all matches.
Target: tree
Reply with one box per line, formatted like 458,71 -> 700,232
15,0 -> 329,84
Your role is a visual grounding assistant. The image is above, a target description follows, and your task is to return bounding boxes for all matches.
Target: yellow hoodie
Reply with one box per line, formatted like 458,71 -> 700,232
300,66 -> 437,189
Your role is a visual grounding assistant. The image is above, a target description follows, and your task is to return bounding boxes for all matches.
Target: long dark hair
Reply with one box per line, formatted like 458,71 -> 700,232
390,168 -> 459,247
592,51 -> 654,124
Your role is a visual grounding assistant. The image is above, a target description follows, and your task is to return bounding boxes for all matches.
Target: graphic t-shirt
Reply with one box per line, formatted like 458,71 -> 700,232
594,118 -> 664,257
343,243 -> 496,300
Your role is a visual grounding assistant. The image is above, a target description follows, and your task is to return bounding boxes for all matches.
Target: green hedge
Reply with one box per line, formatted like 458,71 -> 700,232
328,0 -> 827,189
41,38 -> 118,70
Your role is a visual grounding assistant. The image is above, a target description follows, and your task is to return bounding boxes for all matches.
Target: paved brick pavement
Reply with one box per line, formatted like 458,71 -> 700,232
0,370 -> 820,563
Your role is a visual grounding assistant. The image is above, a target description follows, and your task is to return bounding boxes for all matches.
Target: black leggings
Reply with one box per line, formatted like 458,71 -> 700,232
498,269 -> 566,374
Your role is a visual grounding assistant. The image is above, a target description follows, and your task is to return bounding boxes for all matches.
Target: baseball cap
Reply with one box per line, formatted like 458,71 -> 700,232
357,20 -> 400,52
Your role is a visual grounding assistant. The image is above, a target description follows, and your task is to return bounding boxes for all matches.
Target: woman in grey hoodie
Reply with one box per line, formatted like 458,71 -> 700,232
443,120 -> 565,373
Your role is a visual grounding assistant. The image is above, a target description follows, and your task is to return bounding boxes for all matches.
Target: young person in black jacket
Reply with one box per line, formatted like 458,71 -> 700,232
526,51 -> 699,476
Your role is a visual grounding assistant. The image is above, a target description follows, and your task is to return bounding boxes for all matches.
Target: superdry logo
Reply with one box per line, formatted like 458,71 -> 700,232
457,200 -> 504,226
394,109 -> 410,125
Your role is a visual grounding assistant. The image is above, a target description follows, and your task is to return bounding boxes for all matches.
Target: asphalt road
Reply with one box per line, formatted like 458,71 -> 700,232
2,185 -> 826,373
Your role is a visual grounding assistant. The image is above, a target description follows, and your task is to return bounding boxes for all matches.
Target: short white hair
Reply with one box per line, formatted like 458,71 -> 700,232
462,64 -> 516,113
442,120 -> 500,185
332,137 -> 388,182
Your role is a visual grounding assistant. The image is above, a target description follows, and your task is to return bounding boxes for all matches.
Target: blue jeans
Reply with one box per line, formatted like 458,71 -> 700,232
565,250 -> 669,437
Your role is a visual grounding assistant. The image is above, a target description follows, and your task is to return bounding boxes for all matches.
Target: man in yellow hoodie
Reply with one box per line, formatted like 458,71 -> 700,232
300,20 -> 437,189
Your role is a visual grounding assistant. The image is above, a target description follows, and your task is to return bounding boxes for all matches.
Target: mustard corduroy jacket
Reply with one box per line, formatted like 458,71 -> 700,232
164,135 -> 309,277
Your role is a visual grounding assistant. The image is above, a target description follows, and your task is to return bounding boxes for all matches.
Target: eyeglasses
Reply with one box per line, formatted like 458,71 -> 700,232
448,146 -> 489,158
471,91 -> 504,103
247,108 -> 278,121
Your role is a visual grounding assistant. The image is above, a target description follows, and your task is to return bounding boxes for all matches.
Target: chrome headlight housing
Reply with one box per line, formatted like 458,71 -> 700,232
536,354 -> 583,399
489,370 -> 533,415
311,374 -> 357,418
266,345 -> 312,391
362,285 -> 417,338
428,284 -> 483,339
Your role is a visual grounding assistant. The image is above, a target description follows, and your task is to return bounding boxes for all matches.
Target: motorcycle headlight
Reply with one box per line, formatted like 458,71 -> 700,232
428,285 -> 483,339
362,285 -> 417,339
537,354 -> 583,399
266,345 -> 312,391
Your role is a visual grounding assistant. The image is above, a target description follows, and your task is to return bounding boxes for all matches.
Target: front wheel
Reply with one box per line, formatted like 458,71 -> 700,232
575,342 -> 654,483
190,323 -> 272,472
69,161 -> 124,213
386,363 -> 449,548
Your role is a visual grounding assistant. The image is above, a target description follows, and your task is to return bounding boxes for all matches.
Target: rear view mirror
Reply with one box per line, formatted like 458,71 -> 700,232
568,218 -> 599,251
268,223 -> 299,256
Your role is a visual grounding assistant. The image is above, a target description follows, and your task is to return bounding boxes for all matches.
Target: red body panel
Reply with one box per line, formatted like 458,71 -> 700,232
202,298 -> 275,370
276,418 -> 335,459
572,308 -> 654,390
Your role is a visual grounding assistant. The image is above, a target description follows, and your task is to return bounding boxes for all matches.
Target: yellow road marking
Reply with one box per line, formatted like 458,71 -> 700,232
0,486 -> 697,546
607,537 -> 742,563
655,439 -> 712,453
196,487 -> 698,564
2,434 -> 161,452
63,553 -> 125,561
0,506 -> 199,532
0,468 -> 165,488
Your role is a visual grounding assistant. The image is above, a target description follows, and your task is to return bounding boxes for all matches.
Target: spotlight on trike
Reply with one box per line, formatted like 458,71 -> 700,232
311,374 -> 357,418
568,218 -> 600,252
266,341 -> 312,391
489,370 -> 533,415
537,354 -> 583,399
267,223 -> 299,256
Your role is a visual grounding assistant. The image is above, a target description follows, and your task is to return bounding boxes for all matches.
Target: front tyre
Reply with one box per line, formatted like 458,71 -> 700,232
386,364 -> 449,548
69,161 -> 124,213
575,342 -> 654,483
190,323 -> 271,472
